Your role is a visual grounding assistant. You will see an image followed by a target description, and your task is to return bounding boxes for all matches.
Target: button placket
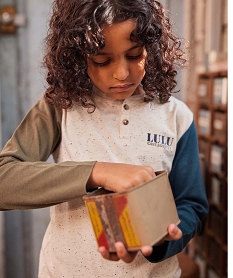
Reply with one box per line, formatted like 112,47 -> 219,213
120,101 -> 131,139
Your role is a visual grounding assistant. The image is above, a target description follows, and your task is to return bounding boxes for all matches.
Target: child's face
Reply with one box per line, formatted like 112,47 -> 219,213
87,19 -> 147,100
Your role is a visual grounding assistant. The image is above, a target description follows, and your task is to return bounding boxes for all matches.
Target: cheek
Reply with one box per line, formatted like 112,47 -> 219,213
133,61 -> 146,79
135,56 -> 146,73
87,66 -> 107,88
87,65 -> 99,82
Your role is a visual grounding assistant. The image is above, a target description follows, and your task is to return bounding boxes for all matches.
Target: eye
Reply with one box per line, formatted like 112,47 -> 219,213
127,52 -> 143,61
93,59 -> 111,67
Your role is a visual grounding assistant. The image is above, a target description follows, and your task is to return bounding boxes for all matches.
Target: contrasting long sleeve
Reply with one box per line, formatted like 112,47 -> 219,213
145,121 -> 209,262
0,96 -> 95,210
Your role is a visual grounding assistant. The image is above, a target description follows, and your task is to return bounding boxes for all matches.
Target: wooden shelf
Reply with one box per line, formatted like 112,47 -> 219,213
195,70 -> 228,278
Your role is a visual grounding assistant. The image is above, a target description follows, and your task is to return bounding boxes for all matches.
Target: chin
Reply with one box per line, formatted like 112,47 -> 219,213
116,91 -> 136,100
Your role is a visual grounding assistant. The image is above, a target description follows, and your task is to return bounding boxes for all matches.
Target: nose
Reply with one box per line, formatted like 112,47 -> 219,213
112,59 -> 129,81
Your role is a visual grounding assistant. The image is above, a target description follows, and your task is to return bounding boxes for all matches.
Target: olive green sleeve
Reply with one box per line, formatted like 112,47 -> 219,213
0,95 -> 96,210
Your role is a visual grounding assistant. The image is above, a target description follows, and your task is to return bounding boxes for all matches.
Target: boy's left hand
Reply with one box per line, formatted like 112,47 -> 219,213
160,223 -> 182,242
98,223 -> 182,263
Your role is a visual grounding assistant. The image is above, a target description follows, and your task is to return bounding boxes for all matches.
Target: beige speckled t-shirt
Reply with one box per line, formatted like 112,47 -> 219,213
38,88 -> 186,277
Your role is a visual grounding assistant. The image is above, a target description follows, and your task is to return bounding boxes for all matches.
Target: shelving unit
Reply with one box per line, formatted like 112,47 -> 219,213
194,70 -> 228,278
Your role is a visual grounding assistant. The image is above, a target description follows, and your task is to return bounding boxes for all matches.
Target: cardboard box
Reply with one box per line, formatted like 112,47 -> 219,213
198,78 -> 210,103
213,77 -> 228,105
198,109 -> 211,135
213,111 -> 227,142
83,170 -> 180,252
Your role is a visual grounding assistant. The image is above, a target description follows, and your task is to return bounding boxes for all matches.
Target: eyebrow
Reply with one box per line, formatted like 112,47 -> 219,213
94,44 -> 142,56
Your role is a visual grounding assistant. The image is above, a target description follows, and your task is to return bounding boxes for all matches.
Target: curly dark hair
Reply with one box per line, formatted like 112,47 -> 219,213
44,0 -> 186,110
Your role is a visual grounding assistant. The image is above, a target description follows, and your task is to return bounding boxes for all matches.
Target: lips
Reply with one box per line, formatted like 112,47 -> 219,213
111,84 -> 133,92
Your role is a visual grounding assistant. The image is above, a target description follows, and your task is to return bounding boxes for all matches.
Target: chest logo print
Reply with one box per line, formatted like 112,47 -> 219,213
147,133 -> 174,149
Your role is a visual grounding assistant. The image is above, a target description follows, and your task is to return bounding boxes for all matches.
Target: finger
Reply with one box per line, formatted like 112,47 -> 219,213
98,246 -> 120,261
140,167 -> 156,181
166,224 -> 182,240
115,242 -> 137,263
140,245 -> 153,256
129,168 -> 156,188
146,166 -> 157,177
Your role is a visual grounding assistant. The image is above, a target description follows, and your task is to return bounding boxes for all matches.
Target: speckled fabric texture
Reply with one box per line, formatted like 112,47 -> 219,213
39,87 -> 192,277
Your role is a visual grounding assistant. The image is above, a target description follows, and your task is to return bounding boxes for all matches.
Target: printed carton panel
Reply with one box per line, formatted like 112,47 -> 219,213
83,170 -> 180,252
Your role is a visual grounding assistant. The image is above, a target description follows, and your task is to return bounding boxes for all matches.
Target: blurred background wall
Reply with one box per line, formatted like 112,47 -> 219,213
0,1 -> 52,277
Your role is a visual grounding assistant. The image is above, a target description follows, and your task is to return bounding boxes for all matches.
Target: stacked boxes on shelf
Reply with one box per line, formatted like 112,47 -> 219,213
195,71 -> 228,278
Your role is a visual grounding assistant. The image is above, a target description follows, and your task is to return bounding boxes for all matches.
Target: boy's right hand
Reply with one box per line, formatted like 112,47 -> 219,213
86,162 -> 156,193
